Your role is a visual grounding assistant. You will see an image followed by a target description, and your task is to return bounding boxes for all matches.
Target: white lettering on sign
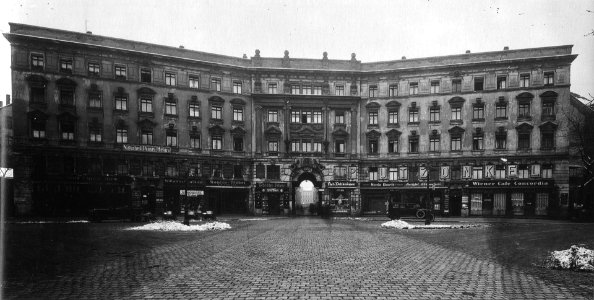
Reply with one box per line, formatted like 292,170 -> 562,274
462,166 -> 472,179
508,165 -> 518,178
485,165 -> 495,179
0,168 -> 13,178
440,166 -> 450,180
419,166 -> 428,180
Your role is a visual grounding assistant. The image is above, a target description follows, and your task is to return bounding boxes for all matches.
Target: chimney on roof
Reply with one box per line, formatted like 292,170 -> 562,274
243,54 -> 247,59
402,56 -> 406,60
86,31 -> 92,34
6,95 -> 10,106
465,50 -> 471,54
179,45 -> 185,49
504,46 -> 509,51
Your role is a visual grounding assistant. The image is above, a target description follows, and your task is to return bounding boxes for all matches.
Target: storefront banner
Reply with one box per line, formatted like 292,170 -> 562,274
440,166 -> 450,180
463,166 -> 472,179
484,165 -> 495,179
327,181 -> 358,188
206,180 -> 251,187
419,166 -> 428,180
361,182 -> 445,188
469,180 -> 553,187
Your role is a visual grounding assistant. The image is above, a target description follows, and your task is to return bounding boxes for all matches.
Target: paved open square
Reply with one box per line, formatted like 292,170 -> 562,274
4,217 -> 594,299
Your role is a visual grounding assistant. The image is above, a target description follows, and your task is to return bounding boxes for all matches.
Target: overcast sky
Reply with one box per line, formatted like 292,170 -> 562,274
1,0 -> 593,101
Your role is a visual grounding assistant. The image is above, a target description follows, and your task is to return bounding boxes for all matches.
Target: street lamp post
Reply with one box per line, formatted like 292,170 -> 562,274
183,160 -> 190,226
425,164 -> 434,225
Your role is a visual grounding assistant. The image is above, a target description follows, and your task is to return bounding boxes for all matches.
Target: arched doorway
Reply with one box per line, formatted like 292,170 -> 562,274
294,172 -> 319,215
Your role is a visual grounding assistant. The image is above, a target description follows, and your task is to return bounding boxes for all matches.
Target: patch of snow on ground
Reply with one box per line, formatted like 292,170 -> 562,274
381,220 -> 484,229
238,218 -> 270,221
546,245 -> 594,272
66,220 -> 90,223
382,220 -> 417,229
126,221 -> 231,231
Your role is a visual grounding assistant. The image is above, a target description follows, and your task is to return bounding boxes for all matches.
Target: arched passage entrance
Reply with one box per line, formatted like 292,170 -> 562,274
293,172 -> 320,215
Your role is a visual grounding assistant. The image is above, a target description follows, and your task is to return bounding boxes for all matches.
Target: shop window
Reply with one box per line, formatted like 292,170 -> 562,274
143,162 -> 155,176
368,167 -> 378,181
389,84 -> 398,97
189,75 -> 199,88
166,164 -> 179,177
430,81 -> 440,94
471,193 -> 483,215
452,79 -> 462,93
88,62 -> 100,76
512,193 -> 524,209
117,160 -> 128,175
474,77 -> 484,91
266,165 -> 280,180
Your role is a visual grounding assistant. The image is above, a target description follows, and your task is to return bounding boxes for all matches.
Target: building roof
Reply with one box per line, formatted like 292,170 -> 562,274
4,23 -> 577,73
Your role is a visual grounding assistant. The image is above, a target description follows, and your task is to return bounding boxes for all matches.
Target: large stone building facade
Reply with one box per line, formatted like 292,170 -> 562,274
4,23 -> 582,218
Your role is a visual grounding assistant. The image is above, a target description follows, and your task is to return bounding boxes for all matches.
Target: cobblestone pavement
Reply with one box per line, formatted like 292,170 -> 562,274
4,218 -> 594,299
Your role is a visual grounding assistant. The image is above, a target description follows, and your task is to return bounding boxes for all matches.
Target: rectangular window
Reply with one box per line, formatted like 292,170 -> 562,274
409,82 -> 419,95
301,111 -> 312,123
334,166 -> 347,179
189,75 -> 200,88
302,85 -> 312,95
89,93 -> 102,108
211,78 -> 221,91
302,140 -> 312,152
140,98 -> 152,113
497,76 -> 507,89
266,165 -> 280,180
31,53 -> 44,70
335,141 -> 345,154
541,132 -> 554,149
451,107 -> 461,120
166,132 -> 177,147
389,85 -> 398,97
368,140 -> 378,154
312,142 -> 322,152
518,103 -> 530,117
233,137 -> 243,151
313,85 -> 322,95
398,167 -> 408,181
518,165 -> 529,179
430,107 -> 440,122
369,167 -> 378,181
430,136 -> 440,152
291,141 -> 300,152
495,166 -> 506,179
60,59 -> 73,73
31,86 -> 45,103
474,77 -> 484,91
496,134 -> 506,150
291,84 -> 300,94
388,139 -> 399,153
60,88 -> 74,106
542,165 -> 553,178
291,111 -> 300,123
335,85 -> 344,96
544,72 -> 554,86
312,111 -> 322,123
140,68 -> 151,83
388,111 -> 399,124
268,110 -> 278,123
452,79 -> 462,93
389,168 -> 398,181
190,136 -> 201,148
451,136 -> 462,151
520,74 -> 530,88
115,65 -> 126,79
116,128 -> 127,144
61,122 -> 74,140
335,111 -> 345,124
542,102 -> 555,116
165,99 -> 177,115
141,130 -> 153,145
233,81 -> 242,94
88,62 -> 100,76
268,83 -> 278,94
473,105 -> 484,119
430,81 -> 440,94
189,102 -> 200,117
211,106 -> 222,119
212,136 -> 222,150
268,141 -> 279,152
369,111 -> 378,125
165,72 -> 176,86
409,137 -> 419,153
496,103 -> 507,118
473,135 -> 484,150
518,133 -> 530,150
408,110 -> 419,123
233,107 -> 243,121
369,85 -> 378,98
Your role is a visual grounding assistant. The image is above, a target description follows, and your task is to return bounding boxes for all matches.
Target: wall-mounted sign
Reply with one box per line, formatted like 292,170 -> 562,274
440,166 -> 450,180
206,180 -> 251,187
179,190 -> 204,196
462,166 -> 472,179
122,144 -> 172,153
468,180 -> 553,187
508,165 -> 518,177
327,181 -> 358,188
257,182 -> 288,189
419,166 -> 428,180
485,165 -> 495,179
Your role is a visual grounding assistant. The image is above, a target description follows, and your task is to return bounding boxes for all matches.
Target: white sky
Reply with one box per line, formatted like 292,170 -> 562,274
0,0 -> 593,101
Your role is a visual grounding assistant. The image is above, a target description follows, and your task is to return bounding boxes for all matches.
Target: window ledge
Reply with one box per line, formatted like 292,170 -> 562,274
407,122 -> 420,126
88,141 -> 104,147
210,119 -> 224,126
191,148 -> 202,153
540,147 -> 555,151
114,109 -> 128,114
388,152 -> 400,156
472,118 -> 485,122
541,115 -> 556,121
367,124 -> 379,129
517,116 -> 532,122
450,120 -> 463,125
232,121 -> 245,126
87,107 -> 103,112
450,150 -> 463,154
494,117 -> 508,121
428,121 -> 441,125
165,114 -> 178,118
387,123 -> 400,128
188,116 -> 201,121
267,151 -> 279,157
367,153 -> 379,157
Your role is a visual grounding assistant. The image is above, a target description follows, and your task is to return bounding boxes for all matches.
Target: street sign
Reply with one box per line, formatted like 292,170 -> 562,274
0,168 -> 13,178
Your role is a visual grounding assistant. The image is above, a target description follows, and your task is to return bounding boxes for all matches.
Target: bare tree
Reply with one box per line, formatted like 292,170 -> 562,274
565,93 -> 594,189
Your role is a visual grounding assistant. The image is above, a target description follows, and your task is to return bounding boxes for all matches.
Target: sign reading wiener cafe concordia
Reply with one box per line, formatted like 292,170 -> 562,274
469,180 -> 554,187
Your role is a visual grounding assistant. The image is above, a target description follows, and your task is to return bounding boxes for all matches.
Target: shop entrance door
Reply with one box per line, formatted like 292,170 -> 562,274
449,193 -> 462,216
267,193 -> 282,215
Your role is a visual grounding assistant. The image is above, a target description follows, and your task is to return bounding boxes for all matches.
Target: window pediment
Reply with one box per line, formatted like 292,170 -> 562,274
365,102 -> 380,109
231,126 -> 247,136
230,98 -> 246,106
386,101 -> 401,108
516,122 -> 534,132
27,109 -> 48,120
208,96 -> 225,104
448,96 -> 465,106
138,118 -> 156,129
115,119 -> 127,129
366,129 -> 380,139
208,124 -> 226,135
448,126 -> 465,135
26,74 -> 48,86
539,121 -> 558,131
137,87 -> 156,95
57,112 -> 78,121
265,126 -> 282,138
332,128 -> 349,137
516,92 -> 535,102
386,129 -> 402,139
56,77 -> 77,87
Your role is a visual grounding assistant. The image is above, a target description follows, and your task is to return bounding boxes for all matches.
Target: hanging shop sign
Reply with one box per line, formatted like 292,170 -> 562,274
326,181 -> 358,188
122,144 -> 172,153
468,180 -> 553,187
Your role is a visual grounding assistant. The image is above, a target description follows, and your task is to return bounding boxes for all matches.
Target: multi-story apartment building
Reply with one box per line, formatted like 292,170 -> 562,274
4,23 -> 582,218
